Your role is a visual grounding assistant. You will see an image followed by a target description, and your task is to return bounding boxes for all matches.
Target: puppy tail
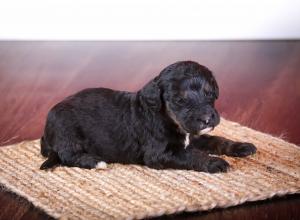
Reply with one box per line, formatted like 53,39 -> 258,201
40,151 -> 60,170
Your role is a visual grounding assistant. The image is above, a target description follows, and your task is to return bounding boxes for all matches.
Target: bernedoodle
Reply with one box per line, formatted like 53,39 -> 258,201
40,61 -> 256,173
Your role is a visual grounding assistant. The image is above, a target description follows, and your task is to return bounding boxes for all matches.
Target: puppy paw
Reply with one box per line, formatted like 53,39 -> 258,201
206,157 -> 230,173
95,161 -> 108,169
229,142 -> 257,157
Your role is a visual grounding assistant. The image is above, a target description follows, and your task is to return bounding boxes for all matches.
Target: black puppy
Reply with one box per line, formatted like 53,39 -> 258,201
40,61 -> 256,173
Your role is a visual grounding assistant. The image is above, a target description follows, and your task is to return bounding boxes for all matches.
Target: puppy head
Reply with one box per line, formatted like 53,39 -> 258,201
157,61 -> 220,135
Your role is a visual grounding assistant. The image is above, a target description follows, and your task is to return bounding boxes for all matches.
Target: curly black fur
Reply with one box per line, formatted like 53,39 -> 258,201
40,61 -> 256,173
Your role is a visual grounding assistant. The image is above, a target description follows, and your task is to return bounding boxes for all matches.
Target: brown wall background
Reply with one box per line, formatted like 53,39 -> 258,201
0,41 -> 299,146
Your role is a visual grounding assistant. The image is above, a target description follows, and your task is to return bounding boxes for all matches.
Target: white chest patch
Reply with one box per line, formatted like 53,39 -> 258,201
184,133 -> 190,149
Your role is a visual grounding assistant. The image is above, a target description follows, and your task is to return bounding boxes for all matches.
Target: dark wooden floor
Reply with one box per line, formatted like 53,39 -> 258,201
0,41 -> 299,220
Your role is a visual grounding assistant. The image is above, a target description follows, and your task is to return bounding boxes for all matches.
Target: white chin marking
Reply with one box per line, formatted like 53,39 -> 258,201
184,133 -> 190,149
198,127 -> 213,135
95,161 -> 108,169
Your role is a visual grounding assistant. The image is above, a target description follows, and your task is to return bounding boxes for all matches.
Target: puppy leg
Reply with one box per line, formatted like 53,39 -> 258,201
189,135 -> 257,157
58,149 -> 106,169
144,148 -> 229,173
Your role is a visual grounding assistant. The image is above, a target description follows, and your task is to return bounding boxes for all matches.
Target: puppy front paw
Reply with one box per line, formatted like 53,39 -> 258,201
206,157 -> 230,173
228,142 -> 257,157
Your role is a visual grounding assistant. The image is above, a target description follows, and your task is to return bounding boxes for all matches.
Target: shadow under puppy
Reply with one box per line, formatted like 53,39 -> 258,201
40,61 -> 256,173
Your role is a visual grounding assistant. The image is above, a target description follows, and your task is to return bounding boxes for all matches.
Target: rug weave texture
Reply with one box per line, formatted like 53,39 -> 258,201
0,119 -> 299,220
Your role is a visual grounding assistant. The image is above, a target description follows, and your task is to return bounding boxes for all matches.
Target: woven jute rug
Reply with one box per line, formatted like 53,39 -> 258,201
0,119 -> 299,220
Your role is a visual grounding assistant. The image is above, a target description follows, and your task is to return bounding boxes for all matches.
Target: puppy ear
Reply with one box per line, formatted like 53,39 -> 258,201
209,73 -> 219,99
139,80 -> 162,111
214,82 -> 219,99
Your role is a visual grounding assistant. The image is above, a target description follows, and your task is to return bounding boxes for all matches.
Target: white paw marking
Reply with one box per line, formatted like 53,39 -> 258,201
198,127 -> 213,135
184,133 -> 190,149
95,161 -> 108,169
